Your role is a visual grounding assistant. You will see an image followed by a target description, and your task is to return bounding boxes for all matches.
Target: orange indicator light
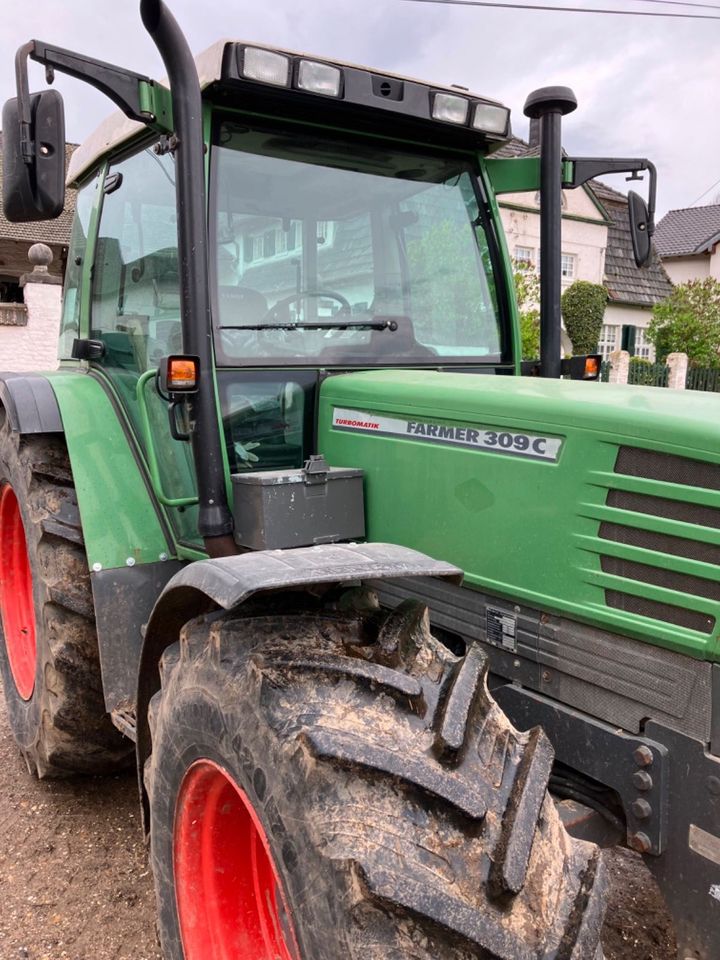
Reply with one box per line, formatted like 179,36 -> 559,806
167,357 -> 198,391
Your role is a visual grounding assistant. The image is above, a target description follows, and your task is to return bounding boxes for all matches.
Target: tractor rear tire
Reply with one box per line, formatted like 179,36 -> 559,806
146,600 -> 607,960
0,417 -> 131,776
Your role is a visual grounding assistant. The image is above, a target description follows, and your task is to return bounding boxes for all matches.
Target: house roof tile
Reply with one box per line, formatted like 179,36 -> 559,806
600,194 -> 673,305
654,204 -> 720,258
494,137 -> 671,306
0,132 -> 78,246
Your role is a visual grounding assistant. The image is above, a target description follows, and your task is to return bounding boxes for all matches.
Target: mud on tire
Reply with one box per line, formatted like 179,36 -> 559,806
0,416 -> 132,777
147,597 -> 607,960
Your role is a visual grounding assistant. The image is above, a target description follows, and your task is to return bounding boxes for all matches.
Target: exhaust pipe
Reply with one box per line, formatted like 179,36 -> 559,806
139,1 -> 235,555
523,86 -> 577,379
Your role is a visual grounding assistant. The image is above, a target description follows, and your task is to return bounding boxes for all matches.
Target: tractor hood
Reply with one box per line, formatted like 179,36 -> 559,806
318,369 -> 720,662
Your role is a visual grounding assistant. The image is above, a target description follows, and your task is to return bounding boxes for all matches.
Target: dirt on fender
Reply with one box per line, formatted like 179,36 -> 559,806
0,681 -> 676,960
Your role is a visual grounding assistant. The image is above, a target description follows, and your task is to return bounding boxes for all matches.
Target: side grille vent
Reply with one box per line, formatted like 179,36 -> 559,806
598,446 -> 720,635
599,521 -> 720,567
615,446 -> 720,491
607,489 -> 720,531
605,591 -> 714,635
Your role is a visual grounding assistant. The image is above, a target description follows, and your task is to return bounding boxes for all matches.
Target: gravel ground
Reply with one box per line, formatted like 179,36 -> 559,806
0,681 -> 676,960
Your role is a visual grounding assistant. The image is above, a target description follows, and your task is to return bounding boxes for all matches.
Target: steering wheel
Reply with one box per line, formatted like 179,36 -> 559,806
264,290 -> 352,325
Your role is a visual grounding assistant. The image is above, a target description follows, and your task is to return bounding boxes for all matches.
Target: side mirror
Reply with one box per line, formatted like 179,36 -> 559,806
2,89 -> 66,222
628,189 -> 652,268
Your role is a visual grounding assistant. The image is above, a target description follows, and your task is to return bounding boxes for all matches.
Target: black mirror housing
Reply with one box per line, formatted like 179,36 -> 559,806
628,189 -> 652,268
2,89 -> 66,222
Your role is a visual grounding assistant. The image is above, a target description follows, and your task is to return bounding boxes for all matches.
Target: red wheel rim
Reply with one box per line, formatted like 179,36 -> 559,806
174,758 -> 300,960
0,484 -> 36,700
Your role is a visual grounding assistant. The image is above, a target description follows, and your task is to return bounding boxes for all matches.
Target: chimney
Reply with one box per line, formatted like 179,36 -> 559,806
528,117 -> 541,148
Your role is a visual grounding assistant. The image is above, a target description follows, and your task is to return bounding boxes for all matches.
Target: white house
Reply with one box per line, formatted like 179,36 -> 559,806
654,204 -> 720,285
496,133 -> 672,360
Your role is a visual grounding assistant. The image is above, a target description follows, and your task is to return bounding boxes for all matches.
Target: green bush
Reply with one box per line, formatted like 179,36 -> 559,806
628,356 -> 660,386
561,280 -> 608,354
648,278 -> 720,367
519,311 -> 540,360
512,260 -> 541,360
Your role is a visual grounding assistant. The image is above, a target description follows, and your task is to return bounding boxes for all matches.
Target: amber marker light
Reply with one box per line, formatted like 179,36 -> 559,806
584,356 -> 600,379
560,354 -> 601,381
163,355 -> 200,393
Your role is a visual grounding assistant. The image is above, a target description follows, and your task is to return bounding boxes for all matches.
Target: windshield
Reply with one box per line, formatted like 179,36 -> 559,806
211,120 -> 505,366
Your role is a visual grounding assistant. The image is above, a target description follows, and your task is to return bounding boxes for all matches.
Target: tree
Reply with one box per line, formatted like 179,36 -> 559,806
561,280 -> 608,354
512,260 -> 540,360
647,278 -> 720,368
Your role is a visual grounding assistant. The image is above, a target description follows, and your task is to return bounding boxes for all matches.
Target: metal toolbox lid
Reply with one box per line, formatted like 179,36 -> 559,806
231,466 -> 363,487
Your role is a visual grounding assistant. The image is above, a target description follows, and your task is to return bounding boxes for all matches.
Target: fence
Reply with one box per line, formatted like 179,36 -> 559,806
0,303 -> 28,327
591,353 -> 720,391
602,350 -> 687,389
686,366 -> 720,393
627,360 -> 669,388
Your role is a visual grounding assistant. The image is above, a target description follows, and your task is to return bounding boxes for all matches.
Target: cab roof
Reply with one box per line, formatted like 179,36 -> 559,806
67,39 -> 510,186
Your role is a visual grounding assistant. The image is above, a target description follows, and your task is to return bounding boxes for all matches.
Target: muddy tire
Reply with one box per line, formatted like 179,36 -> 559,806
147,598 -> 607,960
0,417 -> 132,777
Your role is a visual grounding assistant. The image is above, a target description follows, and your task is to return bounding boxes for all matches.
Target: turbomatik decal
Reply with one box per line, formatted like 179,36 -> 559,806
332,407 -> 563,462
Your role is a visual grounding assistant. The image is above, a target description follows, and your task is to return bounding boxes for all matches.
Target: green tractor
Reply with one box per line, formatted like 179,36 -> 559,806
0,2 -> 717,957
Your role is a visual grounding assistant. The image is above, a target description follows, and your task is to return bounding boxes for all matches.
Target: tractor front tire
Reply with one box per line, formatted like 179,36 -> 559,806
0,417 -> 131,776
147,601 -> 607,960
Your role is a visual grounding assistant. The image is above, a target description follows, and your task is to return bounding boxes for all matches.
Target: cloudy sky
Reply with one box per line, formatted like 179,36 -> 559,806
1,0 -> 718,216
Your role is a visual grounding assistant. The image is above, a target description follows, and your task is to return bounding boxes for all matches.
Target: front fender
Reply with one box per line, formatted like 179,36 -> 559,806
0,373 -> 63,434
135,542 -> 463,830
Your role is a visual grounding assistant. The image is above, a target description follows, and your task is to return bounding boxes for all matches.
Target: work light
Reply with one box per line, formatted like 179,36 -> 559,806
297,60 -> 342,97
472,102 -> 510,136
432,93 -> 469,125
241,47 -> 291,87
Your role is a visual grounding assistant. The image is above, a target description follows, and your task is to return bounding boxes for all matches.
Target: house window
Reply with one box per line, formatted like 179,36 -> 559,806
599,324 -> 619,359
635,327 -> 654,360
561,253 -> 576,280
277,223 -> 298,254
263,230 -> 276,258
317,221 -> 334,246
514,245 -> 536,271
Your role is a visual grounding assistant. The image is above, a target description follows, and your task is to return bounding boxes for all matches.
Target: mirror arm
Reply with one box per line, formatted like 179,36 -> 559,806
564,156 -> 657,235
14,38 -> 159,128
14,42 -> 35,164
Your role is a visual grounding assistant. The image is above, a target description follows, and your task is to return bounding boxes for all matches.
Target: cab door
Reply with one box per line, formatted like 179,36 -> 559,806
89,143 -> 202,548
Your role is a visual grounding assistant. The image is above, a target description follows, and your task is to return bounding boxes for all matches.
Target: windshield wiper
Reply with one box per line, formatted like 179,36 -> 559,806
219,317 -> 399,332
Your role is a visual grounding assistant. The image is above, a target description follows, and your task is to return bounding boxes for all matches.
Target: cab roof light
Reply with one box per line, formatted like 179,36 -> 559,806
432,92 -> 470,125
241,47 -> 291,87
297,59 -> 342,97
473,102 -> 511,137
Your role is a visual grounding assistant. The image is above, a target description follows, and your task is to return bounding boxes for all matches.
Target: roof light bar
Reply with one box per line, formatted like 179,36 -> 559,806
297,59 -> 342,97
473,102 -> 510,136
241,47 -> 290,87
234,45 -> 510,139
432,92 -> 470,125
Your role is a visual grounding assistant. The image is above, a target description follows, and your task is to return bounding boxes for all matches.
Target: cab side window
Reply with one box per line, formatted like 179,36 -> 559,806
91,146 -> 180,385
59,174 -> 98,359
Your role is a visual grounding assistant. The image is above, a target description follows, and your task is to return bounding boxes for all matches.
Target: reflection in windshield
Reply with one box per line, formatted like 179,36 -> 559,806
211,122 -> 503,366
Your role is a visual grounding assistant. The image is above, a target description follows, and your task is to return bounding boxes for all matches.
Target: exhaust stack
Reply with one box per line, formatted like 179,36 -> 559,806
523,86 -> 577,379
